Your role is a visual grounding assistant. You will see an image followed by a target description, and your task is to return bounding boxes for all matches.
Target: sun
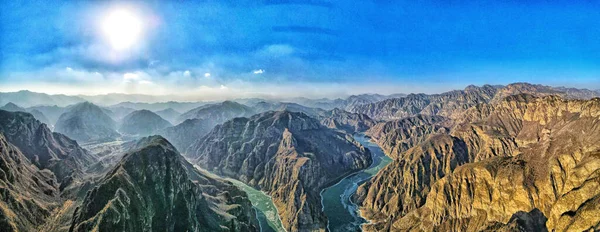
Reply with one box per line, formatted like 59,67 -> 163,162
102,9 -> 143,50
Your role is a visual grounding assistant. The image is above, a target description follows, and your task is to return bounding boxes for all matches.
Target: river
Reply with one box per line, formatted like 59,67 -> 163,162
320,134 -> 393,232
189,134 -> 390,232
226,178 -> 287,232
191,164 -> 286,232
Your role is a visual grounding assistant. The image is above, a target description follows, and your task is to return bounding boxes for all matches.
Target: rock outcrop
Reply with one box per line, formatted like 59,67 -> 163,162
28,109 -> 52,127
355,95 -> 600,231
0,134 -> 60,232
0,102 -> 27,112
253,101 -> 326,117
1,103 -> 52,126
158,118 -> 214,152
350,85 -> 498,120
154,108 -> 181,124
351,83 -> 600,122
119,109 -> 172,136
54,102 -> 120,143
178,100 -> 255,124
186,111 -> 372,231
69,136 -> 259,232
318,108 -> 376,133
0,110 -> 96,185
365,115 -> 450,159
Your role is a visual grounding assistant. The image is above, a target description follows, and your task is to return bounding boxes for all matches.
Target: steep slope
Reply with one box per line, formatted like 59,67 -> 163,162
0,110 -> 96,185
490,82 -> 565,103
554,86 -> 600,99
158,118 -> 214,152
253,101 -> 326,117
1,103 -> 51,126
186,111 -> 372,231
343,94 -> 406,111
351,83 -> 598,122
350,85 -> 498,120
54,102 -> 120,143
0,102 -> 26,112
318,108 -> 376,133
178,100 -> 255,124
28,109 -> 52,126
356,95 -> 600,231
154,108 -> 181,124
105,106 -> 136,121
27,105 -> 66,125
119,109 -> 172,136
350,93 -> 431,120
287,94 -> 406,110
69,136 -> 259,232
365,115 -> 450,159
0,134 -> 60,232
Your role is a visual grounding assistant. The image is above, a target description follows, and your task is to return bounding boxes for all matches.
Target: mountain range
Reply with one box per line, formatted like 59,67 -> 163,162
0,82 -> 599,232
54,102 -> 120,143
185,111 -> 372,231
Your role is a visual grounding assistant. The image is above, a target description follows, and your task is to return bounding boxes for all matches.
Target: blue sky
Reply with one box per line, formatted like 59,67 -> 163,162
1,0 -> 599,98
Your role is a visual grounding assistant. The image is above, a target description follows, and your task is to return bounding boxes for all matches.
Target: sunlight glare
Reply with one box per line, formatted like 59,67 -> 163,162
102,8 -> 143,50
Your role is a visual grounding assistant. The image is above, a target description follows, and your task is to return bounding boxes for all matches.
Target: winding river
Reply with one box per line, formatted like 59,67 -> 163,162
191,164 -> 286,232
190,134 -> 390,232
226,178 -> 286,232
320,134 -> 392,232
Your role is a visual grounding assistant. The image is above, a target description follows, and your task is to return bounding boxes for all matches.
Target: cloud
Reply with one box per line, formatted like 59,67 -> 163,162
184,70 -> 191,77
204,72 -> 211,77
252,69 -> 265,74
257,44 -> 295,58
123,72 -> 140,81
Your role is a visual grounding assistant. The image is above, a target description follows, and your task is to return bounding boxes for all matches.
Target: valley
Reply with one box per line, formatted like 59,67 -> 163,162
0,83 -> 599,231
3,2 -> 599,231
321,134 -> 392,232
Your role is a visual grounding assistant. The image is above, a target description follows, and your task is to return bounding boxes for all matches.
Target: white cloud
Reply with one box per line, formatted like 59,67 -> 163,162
220,85 -> 228,90
204,72 -> 211,77
253,69 -> 264,74
257,44 -> 295,57
123,72 -> 139,81
66,67 -> 73,72
184,70 -> 191,77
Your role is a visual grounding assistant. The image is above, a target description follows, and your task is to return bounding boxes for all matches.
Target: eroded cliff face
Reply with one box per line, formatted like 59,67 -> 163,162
365,115 -> 451,159
0,110 -> 96,187
0,134 -> 60,232
356,95 -> 600,231
69,136 -> 259,232
318,108 -> 377,134
186,111 -> 372,231
350,85 -> 498,121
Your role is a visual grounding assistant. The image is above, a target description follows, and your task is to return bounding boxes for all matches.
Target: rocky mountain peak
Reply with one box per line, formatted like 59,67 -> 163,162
0,110 -> 96,184
268,110 -> 322,131
69,135 -> 259,231
54,101 -> 119,143
1,102 -> 26,112
186,110 -> 372,231
119,109 -> 172,136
